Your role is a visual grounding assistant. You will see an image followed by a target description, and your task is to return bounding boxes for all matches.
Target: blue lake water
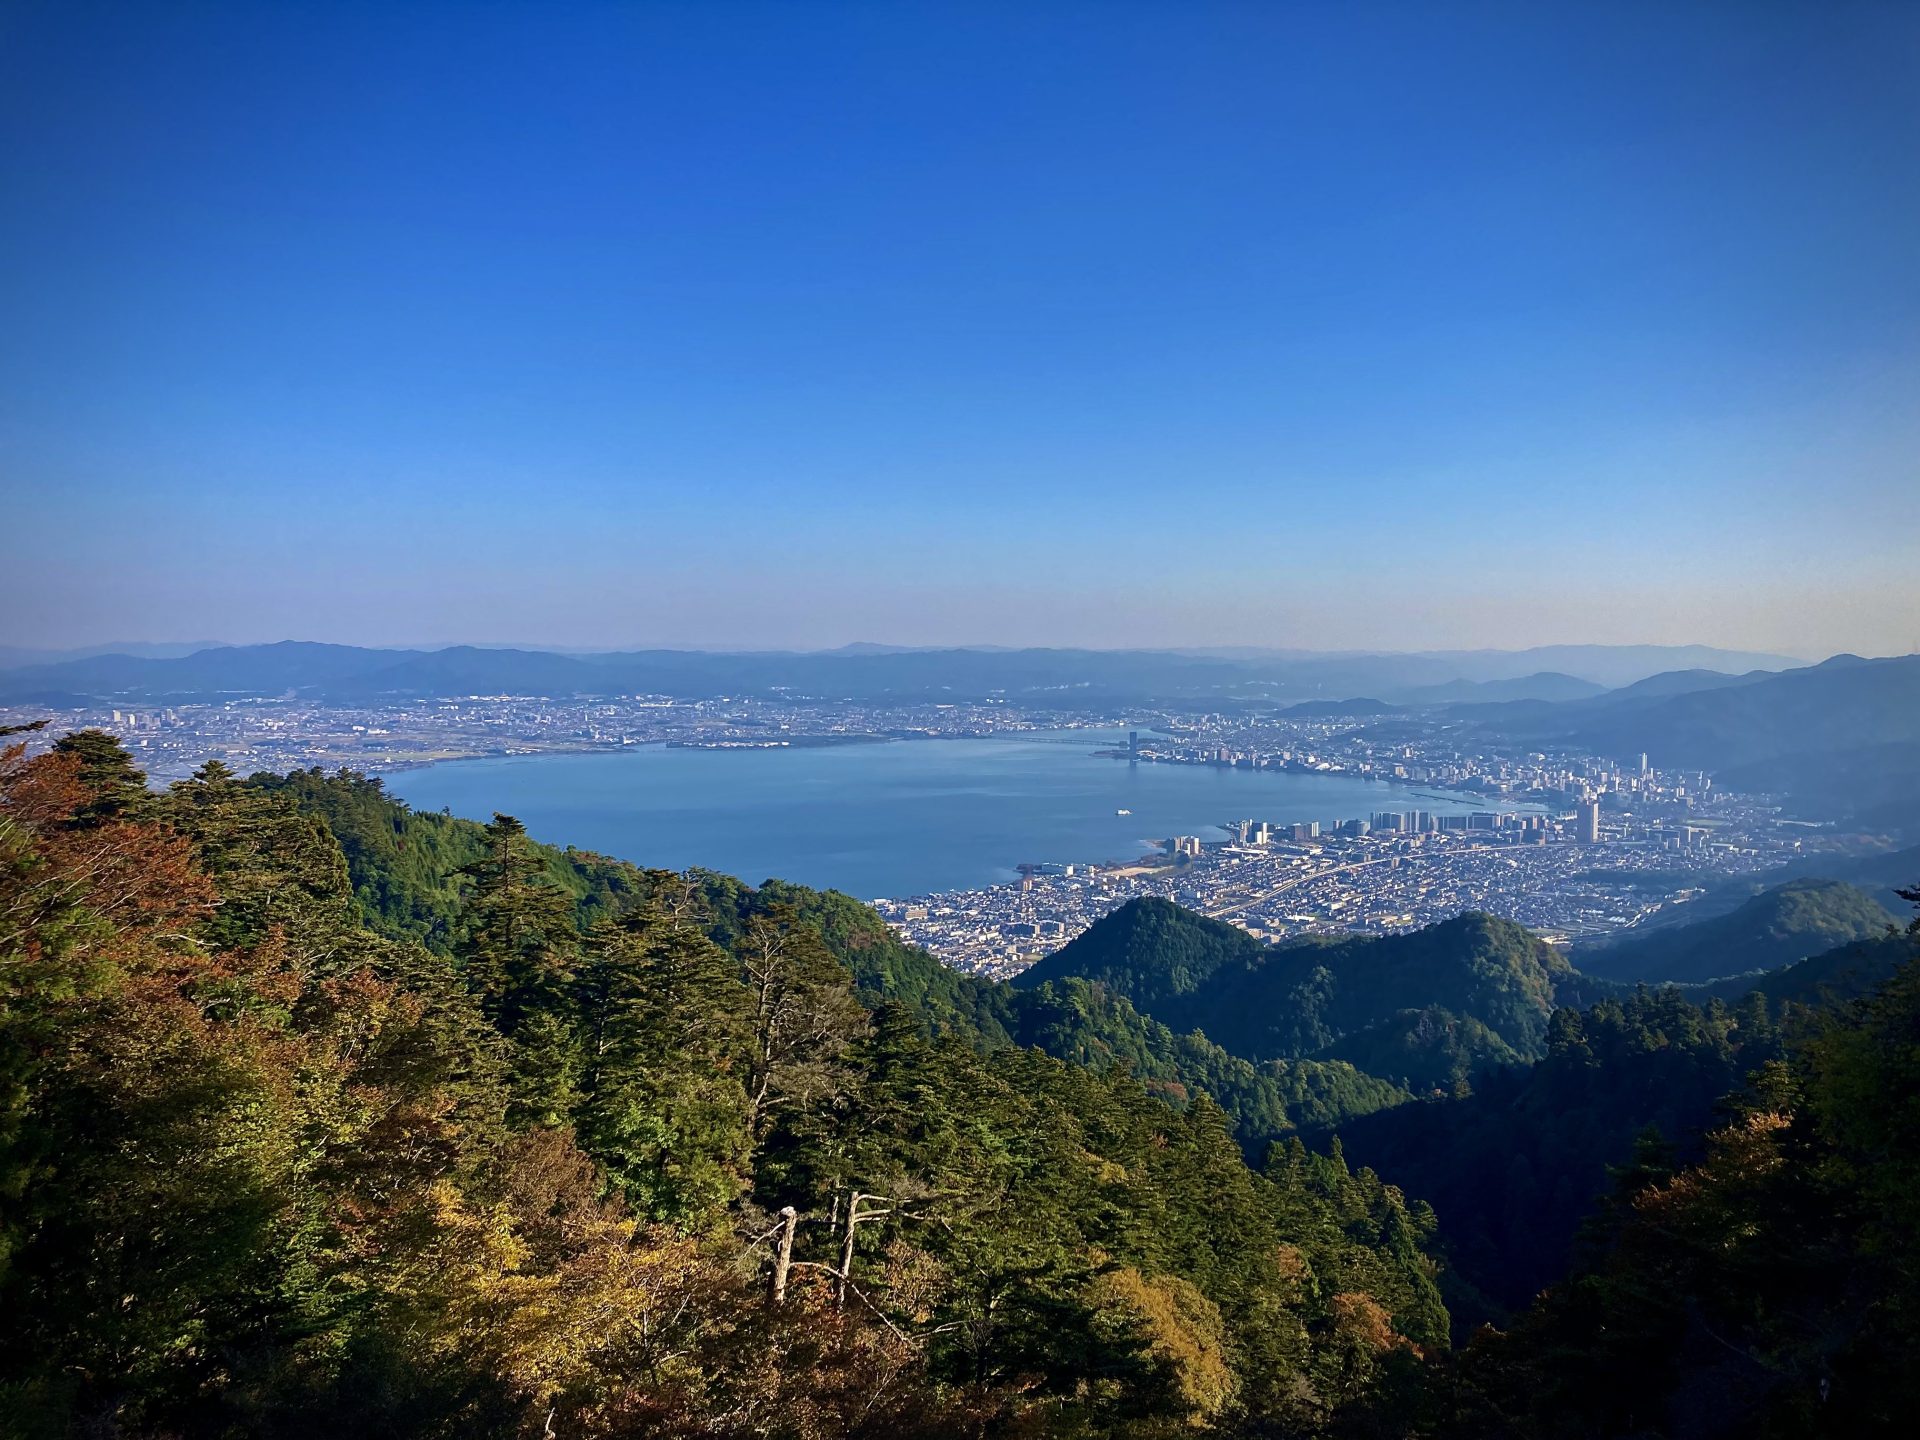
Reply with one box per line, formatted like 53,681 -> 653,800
384,730 -> 1512,900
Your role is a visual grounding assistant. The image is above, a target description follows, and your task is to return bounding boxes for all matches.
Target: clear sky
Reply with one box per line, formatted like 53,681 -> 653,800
3,1 -> 1917,657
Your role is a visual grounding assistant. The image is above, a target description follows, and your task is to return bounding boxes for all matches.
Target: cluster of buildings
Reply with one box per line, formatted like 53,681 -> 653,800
4,692 -> 1864,985
874,788 -> 1815,979
1120,723 -> 1715,813
873,717 -> 1846,976
0,693 -> 1071,782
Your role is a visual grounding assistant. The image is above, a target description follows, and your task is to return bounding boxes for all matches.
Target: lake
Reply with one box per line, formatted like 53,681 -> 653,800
384,730 -> 1511,900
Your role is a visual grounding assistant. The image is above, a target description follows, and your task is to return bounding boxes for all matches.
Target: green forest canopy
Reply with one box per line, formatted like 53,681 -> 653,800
3,744 -> 1916,1438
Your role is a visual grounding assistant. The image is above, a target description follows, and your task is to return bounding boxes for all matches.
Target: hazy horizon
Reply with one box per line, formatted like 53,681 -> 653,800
0,633 -> 1853,666
0,618 -> 1900,663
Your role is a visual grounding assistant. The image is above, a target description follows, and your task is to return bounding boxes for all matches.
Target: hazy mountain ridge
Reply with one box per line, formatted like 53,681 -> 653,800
1456,652 -> 1920,829
1387,671 -> 1608,706
0,639 -> 1802,705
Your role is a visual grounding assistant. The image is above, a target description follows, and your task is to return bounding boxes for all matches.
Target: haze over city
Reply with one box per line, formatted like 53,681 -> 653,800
4,2 -> 1918,657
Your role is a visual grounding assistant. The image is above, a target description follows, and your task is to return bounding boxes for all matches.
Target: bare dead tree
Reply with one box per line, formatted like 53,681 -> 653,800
837,1189 -> 907,1308
770,1205 -> 798,1304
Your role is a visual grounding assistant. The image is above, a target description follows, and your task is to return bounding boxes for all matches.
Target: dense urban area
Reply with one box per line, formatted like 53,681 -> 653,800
1,692 -> 1859,976
877,726 -> 1826,974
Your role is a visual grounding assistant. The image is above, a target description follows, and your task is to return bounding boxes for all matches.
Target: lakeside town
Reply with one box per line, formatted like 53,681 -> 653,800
0,693 -> 1038,781
873,729 -> 1838,973
0,693 -> 1871,975
873,793 -> 1805,977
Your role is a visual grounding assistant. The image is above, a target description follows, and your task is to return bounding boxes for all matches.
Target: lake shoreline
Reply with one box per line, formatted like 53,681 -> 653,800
384,733 -> 1534,901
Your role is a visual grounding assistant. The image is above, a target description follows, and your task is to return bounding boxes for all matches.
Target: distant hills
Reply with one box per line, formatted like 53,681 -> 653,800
1398,642 -> 1801,689
0,640 -> 232,670
1575,878 -> 1897,984
6,638 -> 1915,831
1390,671 -> 1608,706
1462,652 -> 1920,829
0,638 -> 1800,707
1557,653 -> 1920,768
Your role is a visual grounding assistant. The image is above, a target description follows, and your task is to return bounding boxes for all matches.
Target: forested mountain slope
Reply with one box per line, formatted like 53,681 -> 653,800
257,770 -> 1404,1143
1014,897 -> 1266,1024
1022,899 -> 1596,1089
0,735 -> 1448,1438
1435,924 -> 1920,1438
1577,878 -> 1895,984
1697,928 -> 1917,1009
7,736 -> 1919,1437
1330,986 -> 1789,1322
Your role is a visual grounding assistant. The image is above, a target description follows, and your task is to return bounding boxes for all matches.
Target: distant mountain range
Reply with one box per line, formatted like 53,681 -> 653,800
1464,653 -> 1920,831
3,639 -> 1914,830
1391,671 -> 1609,706
0,640 -> 232,670
0,638 -> 1800,707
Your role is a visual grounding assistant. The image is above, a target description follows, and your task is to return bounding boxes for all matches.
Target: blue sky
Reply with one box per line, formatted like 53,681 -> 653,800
3,1 -> 1916,655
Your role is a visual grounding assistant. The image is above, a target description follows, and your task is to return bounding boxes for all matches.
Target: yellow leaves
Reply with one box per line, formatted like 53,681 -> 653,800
493,1224 -> 706,1403
350,1134 -> 720,1415
876,1236 -> 950,1326
1089,1265 -> 1239,1422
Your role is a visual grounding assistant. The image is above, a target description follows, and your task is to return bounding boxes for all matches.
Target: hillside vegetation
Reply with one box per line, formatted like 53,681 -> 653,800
254,773 -> 1405,1146
1332,986 -> 1788,1320
1022,899 -> 1594,1089
6,734 -> 1918,1438
1578,878 -> 1894,984
0,738 -> 1448,1438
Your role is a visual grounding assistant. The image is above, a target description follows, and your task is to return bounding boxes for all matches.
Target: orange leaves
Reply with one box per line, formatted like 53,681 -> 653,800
1629,1111 -> 1794,1253
1328,1292 -> 1400,1356
1,743 -> 215,983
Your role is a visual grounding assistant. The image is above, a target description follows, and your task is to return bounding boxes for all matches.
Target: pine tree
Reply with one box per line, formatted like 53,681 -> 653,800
573,904 -> 751,1227
455,815 -> 582,1125
49,729 -> 152,827
738,906 -> 866,1143
162,760 -> 362,959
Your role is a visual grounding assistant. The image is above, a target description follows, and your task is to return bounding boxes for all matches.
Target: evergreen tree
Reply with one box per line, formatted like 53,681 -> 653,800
456,814 -> 582,1125
48,729 -> 151,827
738,906 -> 866,1144
573,904 -> 752,1228
162,760 -> 364,960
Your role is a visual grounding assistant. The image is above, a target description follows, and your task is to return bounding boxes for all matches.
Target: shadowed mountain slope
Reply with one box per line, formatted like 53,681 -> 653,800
1577,878 -> 1895,984
1017,899 -> 1594,1089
